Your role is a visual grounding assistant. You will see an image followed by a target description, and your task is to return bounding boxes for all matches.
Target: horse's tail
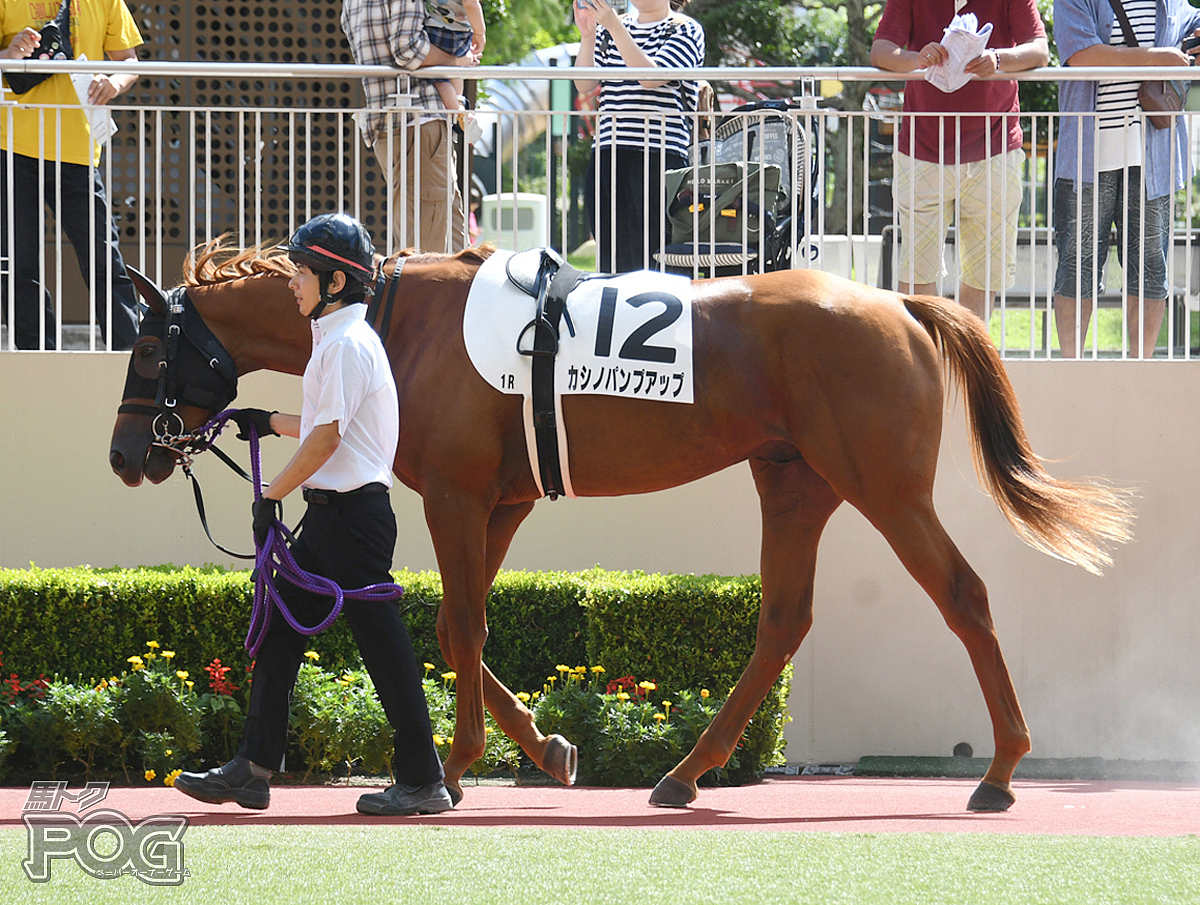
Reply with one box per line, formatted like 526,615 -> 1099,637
902,294 -> 1133,575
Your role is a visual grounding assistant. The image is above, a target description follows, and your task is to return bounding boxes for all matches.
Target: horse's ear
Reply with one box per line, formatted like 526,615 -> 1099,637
125,265 -> 168,316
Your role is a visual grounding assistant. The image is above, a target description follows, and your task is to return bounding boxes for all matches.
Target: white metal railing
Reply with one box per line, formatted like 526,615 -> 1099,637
3,62 -> 1200,358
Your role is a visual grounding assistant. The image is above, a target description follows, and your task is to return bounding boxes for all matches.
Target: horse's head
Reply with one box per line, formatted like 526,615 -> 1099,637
109,267 -> 240,486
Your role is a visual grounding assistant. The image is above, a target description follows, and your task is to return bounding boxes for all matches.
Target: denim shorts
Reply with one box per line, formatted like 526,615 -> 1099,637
1053,170 -> 1170,301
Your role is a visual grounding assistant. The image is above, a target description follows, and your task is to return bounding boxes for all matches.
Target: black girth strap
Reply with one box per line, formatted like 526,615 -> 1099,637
366,258 -> 402,344
515,249 -> 583,499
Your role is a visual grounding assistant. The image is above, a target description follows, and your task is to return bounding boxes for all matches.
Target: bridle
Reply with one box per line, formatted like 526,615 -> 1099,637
118,284 -> 241,469
117,284 -> 252,555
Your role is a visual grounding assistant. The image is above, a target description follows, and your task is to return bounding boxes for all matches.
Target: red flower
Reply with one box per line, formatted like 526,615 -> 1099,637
203,658 -> 239,696
606,675 -> 641,696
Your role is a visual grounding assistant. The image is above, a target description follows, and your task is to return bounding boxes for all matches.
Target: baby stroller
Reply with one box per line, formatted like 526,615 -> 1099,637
655,98 -> 822,278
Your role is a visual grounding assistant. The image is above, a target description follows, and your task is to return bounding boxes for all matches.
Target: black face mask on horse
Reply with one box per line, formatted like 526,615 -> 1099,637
110,270 -> 239,483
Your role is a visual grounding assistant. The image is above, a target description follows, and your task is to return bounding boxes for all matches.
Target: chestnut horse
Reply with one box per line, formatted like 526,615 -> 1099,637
109,240 -> 1131,812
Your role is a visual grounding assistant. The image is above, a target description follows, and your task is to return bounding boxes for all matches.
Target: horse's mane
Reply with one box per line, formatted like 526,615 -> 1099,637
182,234 -> 494,287
182,235 -> 296,286
396,244 -> 495,266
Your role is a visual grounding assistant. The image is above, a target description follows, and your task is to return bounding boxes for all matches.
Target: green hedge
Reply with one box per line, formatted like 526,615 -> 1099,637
0,566 -> 788,784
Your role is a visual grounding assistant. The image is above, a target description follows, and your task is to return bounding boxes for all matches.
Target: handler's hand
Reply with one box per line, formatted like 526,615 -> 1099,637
252,498 -> 281,546
231,408 -> 278,441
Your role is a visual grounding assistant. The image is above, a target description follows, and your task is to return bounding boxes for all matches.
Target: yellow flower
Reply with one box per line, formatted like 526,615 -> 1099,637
186,681 -> 194,689
165,749 -> 173,756
176,670 -> 189,681
433,735 -> 444,745
572,666 -> 586,674
700,689 -> 710,699
639,681 -> 656,692
516,691 -> 531,702
441,671 -> 457,681
144,769 -> 156,782
145,641 -> 160,650
304,651 -> 320,662
162,650 -> 176,660
617,692 -> 630,701
654,713 -> 666,722
663,701 -> 673,710
547,675 -> 557,685
127,655 -> 144,670
591,665 -> 605,674
531,691 -> 540,701
164,769 -> 182,787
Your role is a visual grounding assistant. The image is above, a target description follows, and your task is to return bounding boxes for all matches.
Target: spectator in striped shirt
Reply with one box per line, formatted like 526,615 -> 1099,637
341,0 -> 480,254
1053,0 -> 1200,357
573,0 -> 705,273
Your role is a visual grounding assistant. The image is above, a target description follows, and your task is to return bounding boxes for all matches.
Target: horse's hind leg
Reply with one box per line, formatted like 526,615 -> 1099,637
651,455 -> 842,807
871,500 -> 1030,811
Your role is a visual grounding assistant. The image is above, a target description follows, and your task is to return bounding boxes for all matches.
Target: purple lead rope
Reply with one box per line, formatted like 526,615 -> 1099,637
191,409 -> 404,657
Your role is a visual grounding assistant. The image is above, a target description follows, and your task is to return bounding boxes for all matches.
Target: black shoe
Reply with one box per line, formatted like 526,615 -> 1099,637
174,756 -> 270,810
356,780 -> 454,816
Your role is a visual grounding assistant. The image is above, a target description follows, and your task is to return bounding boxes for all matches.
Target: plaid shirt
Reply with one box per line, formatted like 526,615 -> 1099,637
341,0 -> 447,147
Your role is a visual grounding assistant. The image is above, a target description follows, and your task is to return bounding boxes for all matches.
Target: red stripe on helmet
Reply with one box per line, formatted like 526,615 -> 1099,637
303,242 -> 375,276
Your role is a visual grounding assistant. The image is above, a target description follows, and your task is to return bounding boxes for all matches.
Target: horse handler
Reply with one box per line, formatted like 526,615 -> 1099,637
174,213 -> 452,816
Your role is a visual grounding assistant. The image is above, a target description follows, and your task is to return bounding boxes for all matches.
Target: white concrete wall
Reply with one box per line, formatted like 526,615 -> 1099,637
3,354 -> 1198,764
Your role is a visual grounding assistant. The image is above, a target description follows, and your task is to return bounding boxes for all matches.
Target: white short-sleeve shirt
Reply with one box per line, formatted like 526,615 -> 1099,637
302,304 -> 399,492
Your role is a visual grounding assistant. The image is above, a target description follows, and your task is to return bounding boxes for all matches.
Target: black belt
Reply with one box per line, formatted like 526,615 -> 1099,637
302,482 -> 388,505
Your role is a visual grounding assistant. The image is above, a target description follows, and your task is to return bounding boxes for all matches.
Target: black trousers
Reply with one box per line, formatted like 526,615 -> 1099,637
585,146 -> 687,274
0,151 -> 139,350
238,490 -> 443,787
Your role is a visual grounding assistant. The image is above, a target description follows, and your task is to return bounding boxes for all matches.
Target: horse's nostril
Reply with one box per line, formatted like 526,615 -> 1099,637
109,449 -> 126,472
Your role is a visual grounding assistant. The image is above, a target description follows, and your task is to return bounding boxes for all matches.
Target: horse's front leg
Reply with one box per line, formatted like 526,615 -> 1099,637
423,489 -> 492,803
438,502 -> 577,799
651,457 -> 842,807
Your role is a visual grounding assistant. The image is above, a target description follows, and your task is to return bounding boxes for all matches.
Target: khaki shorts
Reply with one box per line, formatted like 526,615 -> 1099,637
372,118 -> 467,254
891,148 -> 1024,292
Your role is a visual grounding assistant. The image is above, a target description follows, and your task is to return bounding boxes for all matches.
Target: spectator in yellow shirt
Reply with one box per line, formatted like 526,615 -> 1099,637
1,0 -> 142,350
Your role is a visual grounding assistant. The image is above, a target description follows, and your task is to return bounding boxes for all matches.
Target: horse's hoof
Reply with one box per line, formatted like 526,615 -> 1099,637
649,775 -> 697,808
966,779 -> 1016,812
543,734 -> 578,786
445,778 -> 464,808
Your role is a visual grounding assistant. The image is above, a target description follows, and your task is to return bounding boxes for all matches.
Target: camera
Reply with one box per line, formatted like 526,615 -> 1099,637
1184,33 -> 1200,54
610,0 -> 629,12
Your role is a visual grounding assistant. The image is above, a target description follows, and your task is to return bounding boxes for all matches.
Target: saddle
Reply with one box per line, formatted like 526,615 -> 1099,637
509,248 -> 585,499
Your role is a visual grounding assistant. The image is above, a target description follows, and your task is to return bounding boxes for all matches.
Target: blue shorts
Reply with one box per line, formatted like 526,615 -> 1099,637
426,24 -> 473,59
1053,171 -> 1171,301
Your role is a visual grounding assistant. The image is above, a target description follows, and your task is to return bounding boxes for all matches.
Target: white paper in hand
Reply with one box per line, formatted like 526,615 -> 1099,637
924,14 -> 994,94
70,55 -> 119,146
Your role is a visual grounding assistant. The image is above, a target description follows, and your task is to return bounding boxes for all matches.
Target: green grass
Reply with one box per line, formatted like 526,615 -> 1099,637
3,826 -> 1199,904
987,304 -> 1200,356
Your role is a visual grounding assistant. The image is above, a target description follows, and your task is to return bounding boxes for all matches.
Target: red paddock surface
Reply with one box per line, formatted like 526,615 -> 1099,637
3,776 -> 1198,835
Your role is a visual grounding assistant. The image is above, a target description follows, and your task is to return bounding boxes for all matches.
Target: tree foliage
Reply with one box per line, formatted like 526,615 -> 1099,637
479,0 -> 578,65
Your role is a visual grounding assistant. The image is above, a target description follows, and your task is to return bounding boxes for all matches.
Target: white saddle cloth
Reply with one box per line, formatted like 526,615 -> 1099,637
462,250 -> 695,497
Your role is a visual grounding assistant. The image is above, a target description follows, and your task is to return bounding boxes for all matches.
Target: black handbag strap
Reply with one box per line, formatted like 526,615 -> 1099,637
1110,0 -> 1140,49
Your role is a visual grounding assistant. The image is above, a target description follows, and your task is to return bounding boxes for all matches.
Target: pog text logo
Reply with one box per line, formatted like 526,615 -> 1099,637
22,781 -> 189,885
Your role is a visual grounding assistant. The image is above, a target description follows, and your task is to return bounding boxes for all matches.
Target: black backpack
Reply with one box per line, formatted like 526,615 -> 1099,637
4,0 -> 73,96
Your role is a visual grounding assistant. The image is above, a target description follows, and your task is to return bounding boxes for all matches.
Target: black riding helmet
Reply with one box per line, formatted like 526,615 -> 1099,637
281,213 -> 377,318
